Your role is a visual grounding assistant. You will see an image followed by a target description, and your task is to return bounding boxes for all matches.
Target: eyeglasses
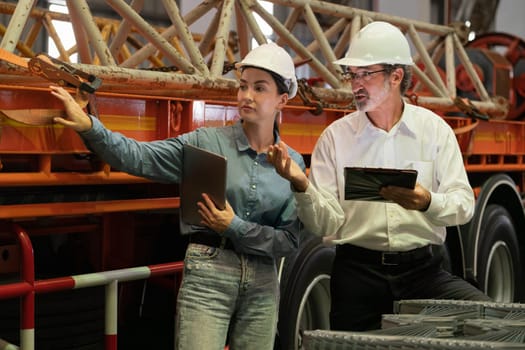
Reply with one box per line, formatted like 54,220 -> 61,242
342,68 -> 389,82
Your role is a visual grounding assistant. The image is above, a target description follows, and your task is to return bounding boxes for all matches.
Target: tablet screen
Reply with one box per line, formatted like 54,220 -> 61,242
181,144 -> 227,225
344,167 -> 418,201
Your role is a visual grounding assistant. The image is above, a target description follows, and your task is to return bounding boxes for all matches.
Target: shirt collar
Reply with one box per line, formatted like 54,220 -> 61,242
233,120 -> 281,152
397,103 -> 417,137
350,102 -> 417,138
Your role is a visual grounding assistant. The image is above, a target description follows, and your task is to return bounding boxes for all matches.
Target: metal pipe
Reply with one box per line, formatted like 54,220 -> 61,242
198,6 -> 222,59
272,0 -> 455,36
236,0 -> 267,45
0,236 -> 184,349
119,26 -> 178,68
445,34 -> 456,98
12,223 -> 35,350
0,0 -> 36,51
109,0 -> 144,60
250,1 -> 341,88
407,24 -> 448,97
117,0 -> 218,70
209,0 -> 234,78
276,6 -> 302,48
411,63 -> 444,97
452,33 -> 491,101
42,14 -> 70,62
67,0 -> 116,66
0,338 -> 20,350
302,4 -> 339,75
301,18 -> 348,67
410,95 -> 507,117
234,1 -> 250,59
105,280 -> 118,350
162,0 -> 209,76
106,0 -> 195,73
66,0 -> 91,63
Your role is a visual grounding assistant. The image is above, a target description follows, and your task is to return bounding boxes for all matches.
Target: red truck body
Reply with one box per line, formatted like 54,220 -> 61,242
0,1 -> 523,349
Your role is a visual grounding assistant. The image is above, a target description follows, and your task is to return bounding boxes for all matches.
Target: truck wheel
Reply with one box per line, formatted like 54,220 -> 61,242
277,237 -> 335,350
477,204 -> 522,302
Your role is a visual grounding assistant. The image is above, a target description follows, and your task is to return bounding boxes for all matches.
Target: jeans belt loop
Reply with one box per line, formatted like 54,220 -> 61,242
219,236 -> 228,250
190,232 -> 234,250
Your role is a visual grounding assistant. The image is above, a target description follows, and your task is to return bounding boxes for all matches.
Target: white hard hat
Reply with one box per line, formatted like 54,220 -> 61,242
334,21 -> 414,67
236,42 -> 298,99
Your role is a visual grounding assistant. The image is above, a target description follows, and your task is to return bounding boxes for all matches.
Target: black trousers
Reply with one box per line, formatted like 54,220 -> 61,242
330,244 -> 492,331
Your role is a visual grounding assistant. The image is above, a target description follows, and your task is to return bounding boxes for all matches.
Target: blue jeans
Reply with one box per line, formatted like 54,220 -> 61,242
175,243 -> 279,350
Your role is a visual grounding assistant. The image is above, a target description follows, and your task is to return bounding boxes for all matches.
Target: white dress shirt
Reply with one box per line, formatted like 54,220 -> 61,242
294,103 -> 475,251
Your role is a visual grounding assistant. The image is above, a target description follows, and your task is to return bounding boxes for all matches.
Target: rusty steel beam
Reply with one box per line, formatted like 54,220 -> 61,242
0,0 -> 37,51
161,0 -> 209,76
69,0 -> 116,66
0,0 -> 510,118
106,0 -> 196,73
109,0 -> 144,59
209,0 -> 235,78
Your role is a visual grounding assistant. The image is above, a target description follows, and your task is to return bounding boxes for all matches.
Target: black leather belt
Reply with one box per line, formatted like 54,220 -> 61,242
189,232 -> 234,250
336,244 -> 433,266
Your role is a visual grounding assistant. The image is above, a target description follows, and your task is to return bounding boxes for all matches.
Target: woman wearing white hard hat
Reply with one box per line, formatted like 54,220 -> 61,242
268,21 -> 491,331
50,42 -> 305,349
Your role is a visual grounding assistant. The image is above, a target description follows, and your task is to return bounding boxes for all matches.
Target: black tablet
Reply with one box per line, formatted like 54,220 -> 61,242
181,144 -> 227,225
344,167 -> 418,201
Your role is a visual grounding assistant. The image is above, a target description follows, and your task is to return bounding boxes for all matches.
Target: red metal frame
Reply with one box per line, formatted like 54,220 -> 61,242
0,221 -> 184,350
2,85 -> 525,347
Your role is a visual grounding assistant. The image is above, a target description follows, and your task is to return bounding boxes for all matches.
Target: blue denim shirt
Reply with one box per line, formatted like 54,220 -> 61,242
80,117 -> 306,259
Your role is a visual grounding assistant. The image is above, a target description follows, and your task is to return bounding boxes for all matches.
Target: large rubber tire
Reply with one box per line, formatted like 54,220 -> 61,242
477,204 -> 523,302
277,237 -> 335,350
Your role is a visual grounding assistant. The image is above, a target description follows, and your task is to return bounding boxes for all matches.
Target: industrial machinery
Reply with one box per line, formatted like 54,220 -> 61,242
0,1 -> 523,349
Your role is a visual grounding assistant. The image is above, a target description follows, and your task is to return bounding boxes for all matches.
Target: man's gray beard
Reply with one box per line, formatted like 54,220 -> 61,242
355,100 -> 367,111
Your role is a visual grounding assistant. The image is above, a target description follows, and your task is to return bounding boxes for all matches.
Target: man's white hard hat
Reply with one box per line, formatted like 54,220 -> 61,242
334,21 -> 414,67
236,42 -> 298,99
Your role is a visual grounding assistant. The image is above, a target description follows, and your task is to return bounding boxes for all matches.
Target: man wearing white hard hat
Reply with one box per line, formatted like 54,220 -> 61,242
51,42 -> 305,349
268,21 -> 490,331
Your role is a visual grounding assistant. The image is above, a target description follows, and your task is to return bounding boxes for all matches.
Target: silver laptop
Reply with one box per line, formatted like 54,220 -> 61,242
181,144 -> 227,225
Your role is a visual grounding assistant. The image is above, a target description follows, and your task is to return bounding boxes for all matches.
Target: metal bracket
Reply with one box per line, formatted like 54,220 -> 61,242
28,53 -> 102,93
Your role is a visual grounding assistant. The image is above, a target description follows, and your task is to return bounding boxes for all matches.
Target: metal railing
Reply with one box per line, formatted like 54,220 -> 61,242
0,222 -> 184,350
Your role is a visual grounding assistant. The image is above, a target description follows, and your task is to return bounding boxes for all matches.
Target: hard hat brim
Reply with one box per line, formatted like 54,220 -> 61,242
333,57 -> 414,67
235,62 -> 297,99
